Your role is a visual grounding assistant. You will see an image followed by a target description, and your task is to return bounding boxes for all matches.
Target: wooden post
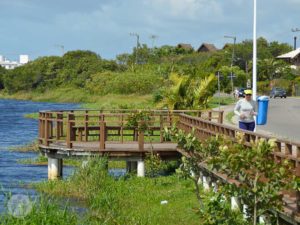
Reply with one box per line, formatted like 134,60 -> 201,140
160,114 -> 163,143
66,113 -> 75,148
197,111 -> 202,118
208,111 -> 212,121
121,114 -> 124,143
168,110 -> 172,126
56,112 -> 63,140
84,110 -> 89,142
218,111 -> 224,124
49,113 -> 53,140
44,113 -> 49,146
138,129 -> 144,151
100,121 -> 106,150
38,113 -> 44,144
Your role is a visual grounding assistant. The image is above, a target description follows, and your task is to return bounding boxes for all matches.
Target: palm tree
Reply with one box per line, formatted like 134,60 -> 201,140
159,73 -> 217,110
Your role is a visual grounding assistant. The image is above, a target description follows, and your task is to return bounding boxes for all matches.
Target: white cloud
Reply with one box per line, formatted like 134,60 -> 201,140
0,0 -> 299,59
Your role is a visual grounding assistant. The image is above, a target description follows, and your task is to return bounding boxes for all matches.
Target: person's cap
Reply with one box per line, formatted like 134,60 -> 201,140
244,89 -> 252,95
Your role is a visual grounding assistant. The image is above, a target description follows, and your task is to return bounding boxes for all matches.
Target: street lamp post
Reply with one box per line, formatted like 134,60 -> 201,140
252,0 -> 257,101
224,35 -> 236,94
130,33 -> 140,64
292,28 -> 300,50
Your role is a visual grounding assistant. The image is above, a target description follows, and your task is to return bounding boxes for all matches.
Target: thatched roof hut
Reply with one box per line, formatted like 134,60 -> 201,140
197,43 -> 218,52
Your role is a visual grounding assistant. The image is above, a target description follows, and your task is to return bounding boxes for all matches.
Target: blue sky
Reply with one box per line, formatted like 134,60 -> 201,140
0,0 -> 299,61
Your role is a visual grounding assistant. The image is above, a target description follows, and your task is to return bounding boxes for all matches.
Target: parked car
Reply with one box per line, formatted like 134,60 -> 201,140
270,87 -> 287,98
238,88 -> 246,97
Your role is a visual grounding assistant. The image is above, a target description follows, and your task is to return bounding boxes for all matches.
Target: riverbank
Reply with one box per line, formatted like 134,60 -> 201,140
0,88 -> 154,109
30,158 -> 244,225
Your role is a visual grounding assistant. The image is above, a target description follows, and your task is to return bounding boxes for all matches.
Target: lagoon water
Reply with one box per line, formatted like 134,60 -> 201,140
0,99 -> 78,214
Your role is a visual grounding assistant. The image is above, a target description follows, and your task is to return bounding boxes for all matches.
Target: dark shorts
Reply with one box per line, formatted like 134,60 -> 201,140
239,121 -> 255,131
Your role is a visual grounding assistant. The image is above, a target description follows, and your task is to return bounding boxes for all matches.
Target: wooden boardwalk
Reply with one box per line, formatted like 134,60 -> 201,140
38,109 -> 222,159
40,141 -> 179,160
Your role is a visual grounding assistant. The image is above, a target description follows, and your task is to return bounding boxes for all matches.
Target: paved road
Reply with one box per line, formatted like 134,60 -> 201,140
221,97 -> 300,142
256,97 -> 300,142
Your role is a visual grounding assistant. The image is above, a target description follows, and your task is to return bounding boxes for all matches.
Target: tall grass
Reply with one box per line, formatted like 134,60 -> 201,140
0,196 -> 78,225
34,157 -> 200,224
0,88 -> 154,110
29,157 -> 247,224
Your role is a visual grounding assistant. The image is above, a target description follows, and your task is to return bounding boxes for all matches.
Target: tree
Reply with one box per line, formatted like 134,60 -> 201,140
210,133 -> 293,224
258,58 -> 292,81
159,72 -> 217,110
0,66 -> 6,89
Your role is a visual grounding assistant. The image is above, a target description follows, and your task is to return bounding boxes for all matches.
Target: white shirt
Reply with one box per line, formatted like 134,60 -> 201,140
234,98 -> 257,123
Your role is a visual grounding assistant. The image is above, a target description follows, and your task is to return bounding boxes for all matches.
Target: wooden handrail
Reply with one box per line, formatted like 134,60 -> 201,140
38,109 -> 224,151
178,113 -> 300,174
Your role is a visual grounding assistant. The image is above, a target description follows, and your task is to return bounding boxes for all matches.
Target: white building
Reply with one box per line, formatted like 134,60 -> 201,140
0,54 -> 29,69
277,48 -> 300,69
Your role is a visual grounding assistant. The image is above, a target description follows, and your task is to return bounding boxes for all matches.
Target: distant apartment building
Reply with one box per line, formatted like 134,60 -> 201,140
0,54 -> 29,69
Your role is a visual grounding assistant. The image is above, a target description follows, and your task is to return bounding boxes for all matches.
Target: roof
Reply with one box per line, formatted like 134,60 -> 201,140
197,43 -> 218,52
277,48 -> 300,59
177,43 -> 193,50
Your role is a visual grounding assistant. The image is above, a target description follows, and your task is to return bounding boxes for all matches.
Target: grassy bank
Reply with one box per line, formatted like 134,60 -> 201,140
33,158 -> 199,224
0,157 -> 246,224
0,195 -> 80,225
0,88 -> 154,109
0,88 -> 234,110
30,158 -> 245,224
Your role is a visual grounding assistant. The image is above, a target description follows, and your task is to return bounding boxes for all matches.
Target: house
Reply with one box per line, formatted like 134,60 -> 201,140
177,43 -> 194,51
197,43 -> 218,53
276,48 -> 300,69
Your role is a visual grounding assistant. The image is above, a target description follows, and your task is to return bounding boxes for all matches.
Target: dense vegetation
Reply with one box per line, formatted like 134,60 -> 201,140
0,37 -> 298,109
27,157 -> 245,225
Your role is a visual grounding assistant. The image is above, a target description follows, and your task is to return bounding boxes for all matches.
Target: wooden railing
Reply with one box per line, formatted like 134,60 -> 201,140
178,113 -> 300,175
177,113 -> 300,216
38,109 -> 224,150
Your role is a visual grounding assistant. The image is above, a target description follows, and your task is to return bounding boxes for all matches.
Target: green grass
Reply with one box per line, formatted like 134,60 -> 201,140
18,154 -> 82,166
0,88 -> 154,110
33,158 -> 200,224
24,113 -> 39,119
31,157 -> 246,224
208,96 -> 236,109
9,140 -> 39,152
18,154 -> 127,168
0,195 -> 79,225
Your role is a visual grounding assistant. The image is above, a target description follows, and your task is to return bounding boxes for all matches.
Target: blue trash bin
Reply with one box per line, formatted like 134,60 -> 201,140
256,96 -> 269,125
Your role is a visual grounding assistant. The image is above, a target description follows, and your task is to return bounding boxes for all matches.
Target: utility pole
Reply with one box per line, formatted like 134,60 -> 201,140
224,35 -> 236,94
292,28 -> 300,50
130,33 -> 140,64
149,35 -> 158,49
